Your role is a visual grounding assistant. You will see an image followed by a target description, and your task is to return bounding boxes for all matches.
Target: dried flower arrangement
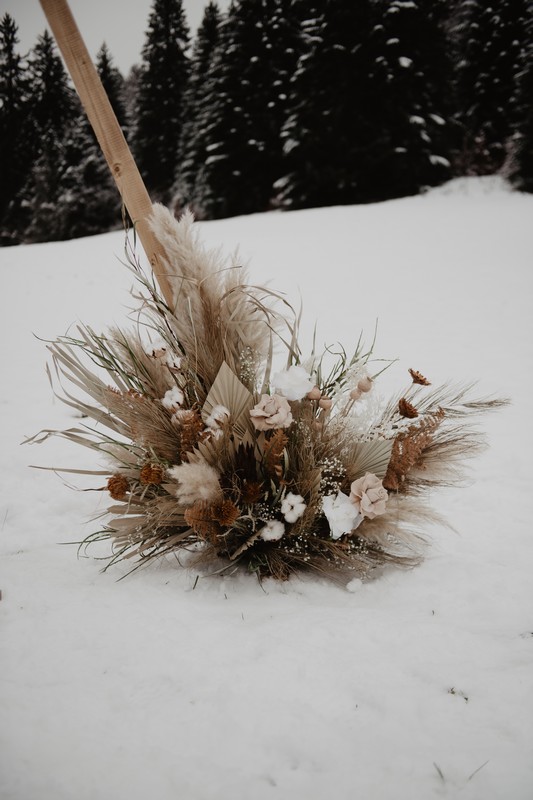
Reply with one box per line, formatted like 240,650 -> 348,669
30,207 -> 505,582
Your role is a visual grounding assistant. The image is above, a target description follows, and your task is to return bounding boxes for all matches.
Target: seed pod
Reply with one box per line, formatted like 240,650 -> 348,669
357,376 -> 373,393
306,386 -> 322,401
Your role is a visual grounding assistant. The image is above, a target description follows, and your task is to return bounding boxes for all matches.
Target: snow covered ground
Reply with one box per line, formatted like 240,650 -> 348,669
1,177 -> 532,799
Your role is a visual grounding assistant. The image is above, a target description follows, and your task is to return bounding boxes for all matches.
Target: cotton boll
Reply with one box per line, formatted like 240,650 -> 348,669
259,520 -> 285,541
161,386 -> 184,411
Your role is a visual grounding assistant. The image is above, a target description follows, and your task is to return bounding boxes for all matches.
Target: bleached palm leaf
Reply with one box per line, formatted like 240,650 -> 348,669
202,361 -> 254,439
344,439 -> 394,480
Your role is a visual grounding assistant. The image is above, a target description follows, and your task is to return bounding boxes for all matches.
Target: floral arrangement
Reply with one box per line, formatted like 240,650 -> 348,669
30,207 -> 504,581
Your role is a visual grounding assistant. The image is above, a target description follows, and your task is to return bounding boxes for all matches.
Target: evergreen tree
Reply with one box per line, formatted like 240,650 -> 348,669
189,0 -> 298,219
55,115 -> 122,240
455,0 -> 531,174
20,131 -> 64,243
133,0 -> 190,202
14,30 -> 79,241
508,20 -> 533,191
361,0 -> 453,201
0,14 -> 31,243
96,42 -> 128,134
173,1 -> 222,213
23,112 -> 122,243
27,29 -> 78,138
20,32 -> 121,242
276,2 -> 377,209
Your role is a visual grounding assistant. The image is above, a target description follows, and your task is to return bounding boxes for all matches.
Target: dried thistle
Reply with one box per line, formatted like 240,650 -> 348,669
240,480 -> 264,505
139,463 -> 165,485
409,368 -> 431,386
212,498 -> 241,527
107,474 -> 129,500
184,501 -> 220,541
399,397 -> 419,419
174,409 -> 205,457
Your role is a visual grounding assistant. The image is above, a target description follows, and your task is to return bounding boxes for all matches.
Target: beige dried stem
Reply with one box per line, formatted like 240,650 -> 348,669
38,0 -> 174,308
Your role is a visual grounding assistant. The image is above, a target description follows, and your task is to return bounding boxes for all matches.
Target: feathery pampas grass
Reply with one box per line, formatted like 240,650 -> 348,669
28,207 -> 507,582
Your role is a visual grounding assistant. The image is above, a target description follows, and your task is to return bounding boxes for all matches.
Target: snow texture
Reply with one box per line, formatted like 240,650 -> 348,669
1,177 -> 532,800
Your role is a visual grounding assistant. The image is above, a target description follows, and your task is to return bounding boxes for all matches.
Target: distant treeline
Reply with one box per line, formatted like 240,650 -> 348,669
1,0 -> 532,245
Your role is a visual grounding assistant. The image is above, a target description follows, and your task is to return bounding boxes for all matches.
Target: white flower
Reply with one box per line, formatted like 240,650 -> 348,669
273,365 -> 314,401
281,492 -> 306,523
259,519 -> 286,541
322,492 -> 362,540
168,461 -> 221,505
205,404 -> 230,429
161,386 -> 184,411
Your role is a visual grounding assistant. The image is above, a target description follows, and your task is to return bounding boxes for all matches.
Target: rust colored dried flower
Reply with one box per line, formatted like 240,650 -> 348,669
399,398 -> 419,419
213,499 -> 241,527
240,480 -> 264,504
107,474 -> 129,500
409,368 -> 431,386
140,463 -> 164,485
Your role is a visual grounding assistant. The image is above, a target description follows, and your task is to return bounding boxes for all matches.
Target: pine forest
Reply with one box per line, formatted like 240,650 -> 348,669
1,0 -> 532,245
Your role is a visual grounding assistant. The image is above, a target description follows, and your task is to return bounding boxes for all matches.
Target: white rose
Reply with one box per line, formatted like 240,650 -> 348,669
322,492 -> 362,540
273,365 -> 314,401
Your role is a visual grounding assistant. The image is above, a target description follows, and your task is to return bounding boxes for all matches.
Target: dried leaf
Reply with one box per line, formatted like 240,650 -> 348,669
264,429 -> 289,480
202,361 -> 254,439
344,439 -> 394,481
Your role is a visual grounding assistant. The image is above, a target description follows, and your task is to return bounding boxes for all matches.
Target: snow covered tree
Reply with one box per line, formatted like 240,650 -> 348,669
55,116 -> 122,240
19,132 -> 64,243
20,33 -> 123,242
14,31 -> 79,242
23,112 -> 122,244
508,21 -> 533,192
455,0 -> 531,174
276,2 -> 378,209
133,0 -> 190,202
27,29 -> 78,140
96,42 -> 128,135
173,1 -> 222,213
360,0 -> 454,201
0,14 -> 31,242
187,0 -> 297,219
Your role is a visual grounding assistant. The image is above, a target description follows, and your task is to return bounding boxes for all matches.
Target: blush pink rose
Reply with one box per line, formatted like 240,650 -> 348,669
349,472 -> 388,519
250,394 -> 293,431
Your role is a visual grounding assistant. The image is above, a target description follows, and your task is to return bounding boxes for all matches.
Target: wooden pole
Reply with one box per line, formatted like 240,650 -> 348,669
38,0 -> 175,309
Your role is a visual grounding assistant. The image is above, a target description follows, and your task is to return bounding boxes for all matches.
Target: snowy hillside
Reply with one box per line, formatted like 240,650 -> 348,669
1,177 -> 532,800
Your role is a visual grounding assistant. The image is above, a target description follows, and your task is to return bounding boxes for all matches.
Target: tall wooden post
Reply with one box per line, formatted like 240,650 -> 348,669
39,0 -> 175,309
